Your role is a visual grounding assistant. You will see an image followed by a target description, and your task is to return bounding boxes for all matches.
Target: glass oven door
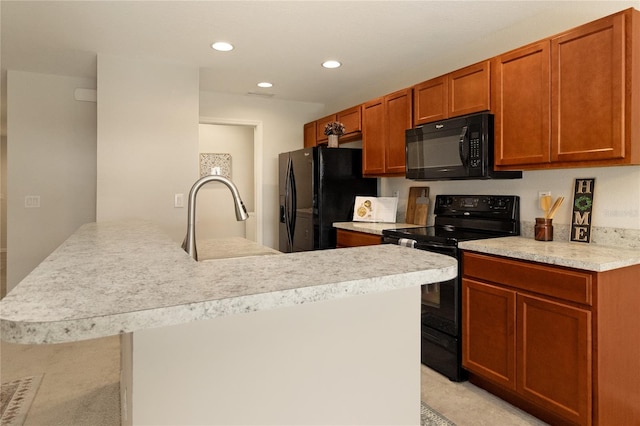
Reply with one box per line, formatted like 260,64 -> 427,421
415,241 -> 460,336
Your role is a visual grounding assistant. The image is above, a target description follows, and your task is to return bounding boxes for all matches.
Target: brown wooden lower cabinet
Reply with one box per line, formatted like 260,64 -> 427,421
336,229 -> 381,248
462,251 -> 640,426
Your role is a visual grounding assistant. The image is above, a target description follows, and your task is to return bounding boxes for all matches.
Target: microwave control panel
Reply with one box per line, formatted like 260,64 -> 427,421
469,130 -> 481,168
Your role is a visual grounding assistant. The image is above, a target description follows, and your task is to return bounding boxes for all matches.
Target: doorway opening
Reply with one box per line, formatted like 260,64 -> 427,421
198,117 -> 263,244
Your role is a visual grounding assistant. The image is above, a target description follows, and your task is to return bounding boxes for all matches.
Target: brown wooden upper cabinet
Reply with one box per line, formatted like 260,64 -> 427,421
315,113 -> 337,144
303,121 -> 316,148
336,105 -> 362,141
492,41 -> 551,166
413,75 -> 448,124
495,8 -> 640,169
362,88 -> 412,176
304,105 -> 363,147
413,61 -> 491,126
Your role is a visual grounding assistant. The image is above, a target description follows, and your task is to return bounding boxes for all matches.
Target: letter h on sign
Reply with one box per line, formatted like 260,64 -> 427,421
571,178 -> 595,243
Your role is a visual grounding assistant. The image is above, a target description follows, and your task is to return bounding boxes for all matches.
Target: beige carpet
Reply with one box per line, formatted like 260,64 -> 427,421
0,336 -> 120,426
1,375 -> 43,426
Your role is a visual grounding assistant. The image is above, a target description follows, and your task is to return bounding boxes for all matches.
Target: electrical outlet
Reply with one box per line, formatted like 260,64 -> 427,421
538,191 -> 551,210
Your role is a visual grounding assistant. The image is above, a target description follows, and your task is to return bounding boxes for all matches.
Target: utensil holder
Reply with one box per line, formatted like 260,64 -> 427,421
534,218 -> 553,241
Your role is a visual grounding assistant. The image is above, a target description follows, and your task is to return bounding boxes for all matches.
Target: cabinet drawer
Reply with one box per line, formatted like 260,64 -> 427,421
336,229 -> 382,247
463,252 -> 593,306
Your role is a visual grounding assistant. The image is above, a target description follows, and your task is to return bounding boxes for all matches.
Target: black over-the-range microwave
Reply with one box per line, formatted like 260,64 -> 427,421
405,112 -> 522,181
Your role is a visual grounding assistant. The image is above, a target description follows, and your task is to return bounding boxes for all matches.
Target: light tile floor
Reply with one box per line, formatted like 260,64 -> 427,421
420,365 -> 548,425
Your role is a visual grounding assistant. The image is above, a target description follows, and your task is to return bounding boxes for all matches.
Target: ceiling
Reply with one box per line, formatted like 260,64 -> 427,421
1,1 -> 638,115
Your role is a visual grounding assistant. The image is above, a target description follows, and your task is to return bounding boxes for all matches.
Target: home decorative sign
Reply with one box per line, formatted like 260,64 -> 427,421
570,178 -> 595,243
199,153 -> 231,179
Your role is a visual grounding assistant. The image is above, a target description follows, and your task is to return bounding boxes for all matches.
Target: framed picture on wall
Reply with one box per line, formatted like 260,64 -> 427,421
199,153 -> 231,179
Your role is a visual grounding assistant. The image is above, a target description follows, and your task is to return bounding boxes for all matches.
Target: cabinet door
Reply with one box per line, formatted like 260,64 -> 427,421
303,121 -> 317,148
449,61 -> 491,117
362,97 -> 386,175
385,89 -> 412,175
337,105 -> 362,140
413,76 -> 448,125
462,278 -> 517,390
517,293 -> 592,425
551,12 -> 625,163
316,114 -> 337,144
493,41 -> 551,166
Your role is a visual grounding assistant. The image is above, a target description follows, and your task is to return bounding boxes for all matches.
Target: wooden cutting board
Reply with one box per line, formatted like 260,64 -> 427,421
405,187 -> 429,225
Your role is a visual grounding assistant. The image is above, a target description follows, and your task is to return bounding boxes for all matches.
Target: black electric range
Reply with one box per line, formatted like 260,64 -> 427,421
382,194 -> 520,381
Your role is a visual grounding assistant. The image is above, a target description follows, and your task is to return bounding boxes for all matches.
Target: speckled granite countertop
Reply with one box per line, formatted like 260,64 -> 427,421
459,237 -> 640,272
0,220 -> 457,345
333,222 -> 424,236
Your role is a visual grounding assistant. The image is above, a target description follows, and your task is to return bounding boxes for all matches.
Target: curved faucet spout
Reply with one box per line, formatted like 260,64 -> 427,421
181,175 -> 249,260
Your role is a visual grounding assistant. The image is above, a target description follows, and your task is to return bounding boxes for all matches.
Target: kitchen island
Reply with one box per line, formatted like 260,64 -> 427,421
0,220 -> 457,425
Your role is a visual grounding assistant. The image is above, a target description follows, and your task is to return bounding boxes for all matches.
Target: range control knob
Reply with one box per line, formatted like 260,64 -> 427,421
440,197 -> 453,207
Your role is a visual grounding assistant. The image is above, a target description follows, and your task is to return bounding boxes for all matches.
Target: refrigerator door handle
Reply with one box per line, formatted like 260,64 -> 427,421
284,157 -> 293,251
289,158 -> 297,248
282,157 -> 296,253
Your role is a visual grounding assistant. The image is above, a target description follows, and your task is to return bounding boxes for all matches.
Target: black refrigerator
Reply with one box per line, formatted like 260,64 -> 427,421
279,147 -> 377,253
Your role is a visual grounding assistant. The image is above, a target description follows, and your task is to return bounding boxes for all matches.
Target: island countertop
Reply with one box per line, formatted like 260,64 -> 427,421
0,220 -> 457,345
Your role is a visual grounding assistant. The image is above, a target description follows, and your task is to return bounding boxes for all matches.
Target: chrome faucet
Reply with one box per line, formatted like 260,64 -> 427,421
181,175 -> 249,260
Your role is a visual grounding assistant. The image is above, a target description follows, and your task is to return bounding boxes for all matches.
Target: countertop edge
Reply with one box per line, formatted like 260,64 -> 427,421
459,237 -> 640,272
333,221 -> 424,235
1,265 -> 457,345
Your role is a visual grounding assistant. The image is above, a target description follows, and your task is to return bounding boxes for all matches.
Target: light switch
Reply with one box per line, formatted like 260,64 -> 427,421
174,194 -> 184,208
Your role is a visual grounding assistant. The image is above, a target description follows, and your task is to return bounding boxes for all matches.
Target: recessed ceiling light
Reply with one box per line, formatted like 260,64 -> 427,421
211,41 -> 234,52
322,60 -> 341,69
257,82 -> 273,88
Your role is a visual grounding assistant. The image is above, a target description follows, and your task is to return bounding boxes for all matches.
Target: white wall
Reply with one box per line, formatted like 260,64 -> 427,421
6,70 -> 96,292
199,91 -> 325,249
96,54 -> 199,242
197,124 -> 254,240
382,166 -> 640,230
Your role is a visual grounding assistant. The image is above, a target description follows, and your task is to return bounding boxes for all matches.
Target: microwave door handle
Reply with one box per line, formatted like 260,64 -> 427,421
458,125 -> 469,167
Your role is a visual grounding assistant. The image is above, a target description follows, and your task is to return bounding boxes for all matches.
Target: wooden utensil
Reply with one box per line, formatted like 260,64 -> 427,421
547,196 -> 564,219
540,195 -> 551,218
